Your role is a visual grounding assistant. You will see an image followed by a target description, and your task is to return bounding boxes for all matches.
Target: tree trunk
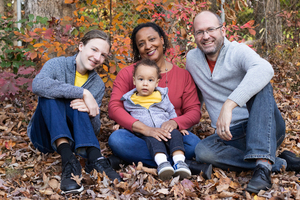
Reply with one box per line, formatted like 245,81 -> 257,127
0,0 -> 4,14
24,0 -> 75,25
253,0 -> 282,55
0,0 -> 5,57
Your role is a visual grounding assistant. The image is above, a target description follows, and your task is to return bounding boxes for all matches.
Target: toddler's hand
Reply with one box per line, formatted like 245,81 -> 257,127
180,129 -> 189,136
112,124 -> 120,130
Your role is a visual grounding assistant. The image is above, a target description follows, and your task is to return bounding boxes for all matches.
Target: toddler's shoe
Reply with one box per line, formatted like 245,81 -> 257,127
157,161 -> 174,181
173,161 -> 192,179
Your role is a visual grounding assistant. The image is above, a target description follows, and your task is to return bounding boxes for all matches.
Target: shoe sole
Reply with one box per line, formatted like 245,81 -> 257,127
61,185 -> 84,195
245,183 -> 272,194
203,164 -> 213,179
158,167 -> 174,181
174,168 -> 191,180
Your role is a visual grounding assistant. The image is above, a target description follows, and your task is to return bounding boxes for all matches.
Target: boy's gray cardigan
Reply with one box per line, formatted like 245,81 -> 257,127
121,87 -> 177,128
27,54 -> 105,136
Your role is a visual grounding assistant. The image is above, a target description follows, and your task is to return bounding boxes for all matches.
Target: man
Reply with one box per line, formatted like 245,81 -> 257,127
186,10 -> 300,194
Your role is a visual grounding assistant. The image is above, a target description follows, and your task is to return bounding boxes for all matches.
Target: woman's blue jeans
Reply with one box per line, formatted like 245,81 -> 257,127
195,83 -> 286,172
28,97 -> 100,157
108,129 -> 200,167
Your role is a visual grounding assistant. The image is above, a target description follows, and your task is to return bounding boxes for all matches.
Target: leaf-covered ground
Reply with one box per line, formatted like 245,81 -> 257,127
0,57 -> 299,199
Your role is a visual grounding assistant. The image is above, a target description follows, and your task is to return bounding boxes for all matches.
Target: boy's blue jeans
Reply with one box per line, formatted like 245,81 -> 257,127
195,83 -> 286,172
108,129 -> 200,167
28,97 -> 100,157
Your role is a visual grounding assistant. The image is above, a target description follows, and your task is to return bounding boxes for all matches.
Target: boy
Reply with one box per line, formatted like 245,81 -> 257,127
121,58 -> 191,180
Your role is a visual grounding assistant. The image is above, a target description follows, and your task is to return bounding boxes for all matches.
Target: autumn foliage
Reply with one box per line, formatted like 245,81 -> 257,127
0,0 -> 258,98
0,0 -> 300,199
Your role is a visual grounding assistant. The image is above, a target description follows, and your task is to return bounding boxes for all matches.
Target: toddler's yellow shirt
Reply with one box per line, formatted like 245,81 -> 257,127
130,90 -> 161,109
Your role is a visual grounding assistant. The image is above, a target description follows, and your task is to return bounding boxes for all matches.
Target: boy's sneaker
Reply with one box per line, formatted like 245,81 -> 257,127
85,157 -> 122,182
157,161 -> 174,181
173,161 -> 192,179
60,157 -> 84,194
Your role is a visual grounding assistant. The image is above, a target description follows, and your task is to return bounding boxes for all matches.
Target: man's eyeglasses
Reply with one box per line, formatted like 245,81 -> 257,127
195,25 -> 223,38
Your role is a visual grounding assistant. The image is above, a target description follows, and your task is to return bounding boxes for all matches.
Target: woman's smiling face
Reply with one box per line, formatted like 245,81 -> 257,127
135,27 -> 165,64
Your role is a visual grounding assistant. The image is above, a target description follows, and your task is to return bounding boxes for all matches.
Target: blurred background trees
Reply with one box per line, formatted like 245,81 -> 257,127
0,0 -> 299,99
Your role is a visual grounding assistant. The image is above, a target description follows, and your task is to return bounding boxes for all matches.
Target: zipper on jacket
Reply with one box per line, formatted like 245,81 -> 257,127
148,109 -> 156,127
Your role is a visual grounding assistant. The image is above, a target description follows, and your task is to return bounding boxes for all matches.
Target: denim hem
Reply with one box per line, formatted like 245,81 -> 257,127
51,135 -> 74,152
244,154 -> 275,164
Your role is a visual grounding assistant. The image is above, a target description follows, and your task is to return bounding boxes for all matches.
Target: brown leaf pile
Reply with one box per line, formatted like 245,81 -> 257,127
0,55 -> 299,199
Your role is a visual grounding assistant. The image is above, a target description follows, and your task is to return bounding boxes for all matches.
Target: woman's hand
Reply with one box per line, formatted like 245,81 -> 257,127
161,120 -> 178,132
145,127 -> 171,142
70,99 -> 89,113
83,89 -> 99,117
132,121 -> 171,142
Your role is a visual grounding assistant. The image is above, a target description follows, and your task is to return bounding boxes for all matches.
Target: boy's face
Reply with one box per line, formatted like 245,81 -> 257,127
133,64 -> 159,96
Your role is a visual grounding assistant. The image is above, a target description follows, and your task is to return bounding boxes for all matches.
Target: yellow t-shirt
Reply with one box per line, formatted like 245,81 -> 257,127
74,71 -> 89,87
131,90 -> 161,109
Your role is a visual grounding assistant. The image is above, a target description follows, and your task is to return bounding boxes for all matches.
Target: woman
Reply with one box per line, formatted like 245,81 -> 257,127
108,22 -> 211,179
27,30 -> 121,194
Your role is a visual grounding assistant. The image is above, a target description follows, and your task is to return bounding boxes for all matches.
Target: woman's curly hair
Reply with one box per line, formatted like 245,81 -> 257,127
131,22 -> 170,63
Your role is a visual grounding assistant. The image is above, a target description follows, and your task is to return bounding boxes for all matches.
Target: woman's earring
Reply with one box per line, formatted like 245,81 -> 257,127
138,54 -> 141,59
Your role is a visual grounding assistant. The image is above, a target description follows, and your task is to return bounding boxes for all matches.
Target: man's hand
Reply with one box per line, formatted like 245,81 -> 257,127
216,99 -> 238,141
161,120 -> 178,132
82,89 -> 99,117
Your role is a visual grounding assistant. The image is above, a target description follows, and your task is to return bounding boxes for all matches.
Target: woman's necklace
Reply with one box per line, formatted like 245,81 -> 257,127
163,60 -> 168,87
165,66 -> 168,87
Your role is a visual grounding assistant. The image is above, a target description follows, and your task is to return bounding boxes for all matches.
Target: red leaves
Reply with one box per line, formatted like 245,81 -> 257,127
43,28 -> 53,40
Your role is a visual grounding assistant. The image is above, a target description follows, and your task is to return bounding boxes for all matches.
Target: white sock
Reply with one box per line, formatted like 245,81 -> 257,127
173,154 -> 185,164
154,153 -> 168,166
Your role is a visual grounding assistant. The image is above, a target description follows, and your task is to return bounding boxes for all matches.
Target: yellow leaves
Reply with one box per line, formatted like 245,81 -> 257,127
118,63 -> 127,69
99,21 -> 104,28
115,55 -> 124,60
33,43 -> 44,48
64,0 -> 75,4
137,18 -> 150,24
102,65 -> 108,72
136,4 -> 144,12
